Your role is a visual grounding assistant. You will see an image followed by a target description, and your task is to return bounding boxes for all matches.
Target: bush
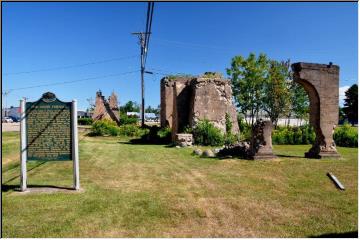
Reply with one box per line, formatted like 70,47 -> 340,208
131,126 -> 172,144
334,124 -> 358,147
120,113 -> 138,125
90,119 -> 149,138
237,117 -> 251,141
193,120 -> 224,146
90,120 -> 119,136
78,117 -> 93,125
272,125 -> 315,145
118,124 -> 148,137
157,127 -> 172,140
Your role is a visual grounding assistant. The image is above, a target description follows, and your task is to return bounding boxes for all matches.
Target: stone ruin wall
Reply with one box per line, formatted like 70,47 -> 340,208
189,77 -> 239,134
160,75 -> 240,136
160,77 -> 192,130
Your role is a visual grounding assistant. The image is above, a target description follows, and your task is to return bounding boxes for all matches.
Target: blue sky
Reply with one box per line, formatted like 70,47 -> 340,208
2,2 -> 358,110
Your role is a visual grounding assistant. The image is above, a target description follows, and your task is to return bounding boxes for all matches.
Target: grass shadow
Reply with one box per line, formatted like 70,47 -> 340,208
3,161 -> 47,184
309,231 -> 358,238
276,154 -> 306,159
117,139 -> 174,147
2,184 -> 74,192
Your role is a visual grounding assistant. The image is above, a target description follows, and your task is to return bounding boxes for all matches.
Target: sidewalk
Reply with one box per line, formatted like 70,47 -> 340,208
2,123 -> 20,132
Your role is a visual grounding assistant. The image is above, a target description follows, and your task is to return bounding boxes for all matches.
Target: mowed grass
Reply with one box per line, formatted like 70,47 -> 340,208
2,131 -> 358,237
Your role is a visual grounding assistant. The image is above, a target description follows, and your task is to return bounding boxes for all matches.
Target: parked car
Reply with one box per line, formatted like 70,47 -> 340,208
8,116 -> 20,122
2,117 -> 14,123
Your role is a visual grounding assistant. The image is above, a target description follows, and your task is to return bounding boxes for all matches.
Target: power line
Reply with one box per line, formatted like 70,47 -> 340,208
5,70 -> 139,92
144,2 -> 154,66
3,55 -> 138,76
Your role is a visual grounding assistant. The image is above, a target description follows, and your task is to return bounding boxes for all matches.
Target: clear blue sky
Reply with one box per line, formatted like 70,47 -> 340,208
2,2 -> 358,110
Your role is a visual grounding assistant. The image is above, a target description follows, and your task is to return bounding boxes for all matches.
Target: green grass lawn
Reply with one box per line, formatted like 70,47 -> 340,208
2,131 -> 358,237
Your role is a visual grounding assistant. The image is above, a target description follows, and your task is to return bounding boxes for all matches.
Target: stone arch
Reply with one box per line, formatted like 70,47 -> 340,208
291,62 -> 340,159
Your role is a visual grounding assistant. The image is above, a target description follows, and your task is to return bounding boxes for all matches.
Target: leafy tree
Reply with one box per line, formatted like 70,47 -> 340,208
120,101 -> 140,113
339,107 -> 346,124
287,81 -> 309,125
145,105 -> 160,114
343,84 -> 358,126
227,53 -> 269,127
263,60 -> 291,127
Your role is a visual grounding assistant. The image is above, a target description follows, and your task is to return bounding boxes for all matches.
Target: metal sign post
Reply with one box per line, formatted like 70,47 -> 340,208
71,100 -> 80,190
20,98 -> 27,192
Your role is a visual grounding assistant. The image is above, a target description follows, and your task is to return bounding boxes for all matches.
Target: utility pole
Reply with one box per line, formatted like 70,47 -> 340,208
132,2 -> 154,127
132,32 -> 150,127
2,90 -> 11,117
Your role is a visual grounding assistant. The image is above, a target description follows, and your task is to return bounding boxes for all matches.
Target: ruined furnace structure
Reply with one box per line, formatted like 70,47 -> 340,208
160,73 -> 239,138
292,62 -> 340,159
92,90 -> 120,125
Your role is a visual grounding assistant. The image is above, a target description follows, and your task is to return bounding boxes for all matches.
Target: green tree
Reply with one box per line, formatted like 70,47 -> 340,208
343,84 -> 358,126
263,60 -> 291,127
288,81 -> 309,126
145,105 -> 160,115
227,53 -> 269,127
120,101 -> 140,113
339,107 -> 346,124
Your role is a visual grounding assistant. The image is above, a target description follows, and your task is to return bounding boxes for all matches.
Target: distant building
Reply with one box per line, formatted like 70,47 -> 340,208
126,112 -> 159,122
2,107 -> 20,120
77,110 -> 92,118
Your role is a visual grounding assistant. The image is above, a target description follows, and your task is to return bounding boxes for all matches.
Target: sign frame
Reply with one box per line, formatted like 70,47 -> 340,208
20,93 -> 79,191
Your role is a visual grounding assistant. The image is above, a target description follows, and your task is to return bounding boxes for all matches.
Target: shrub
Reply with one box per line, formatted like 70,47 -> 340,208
225,113 -> 232,135
120,113 -> 138,125
272,125 -> 315,145
118,124 -> 148,137
193,120 -> 224,146
334,124 -> 358,147
237,117 -> 251,141
90,120 -> 119,136
293,127 -> 303,144
157,127 -> 172,140
183,125 -> 193,134
78,117 -> 93,125
131,126 -> 172,144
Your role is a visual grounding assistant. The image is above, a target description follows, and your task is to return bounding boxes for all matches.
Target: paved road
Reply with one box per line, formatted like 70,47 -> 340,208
2,123 -> 20,132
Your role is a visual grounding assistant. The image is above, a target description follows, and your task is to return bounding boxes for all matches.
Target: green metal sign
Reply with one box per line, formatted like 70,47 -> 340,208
25,92 -> 72,161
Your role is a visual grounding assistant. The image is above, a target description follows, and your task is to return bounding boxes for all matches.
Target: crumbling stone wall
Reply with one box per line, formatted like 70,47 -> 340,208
92,90 -> 120,125
160,74 -> 239,136
160,77 -> 193,128
292,62 -> 340,159
189,76 -> 239,134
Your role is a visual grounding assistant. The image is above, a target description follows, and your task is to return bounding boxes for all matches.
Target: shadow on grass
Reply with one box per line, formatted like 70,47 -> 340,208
276,154 -> 306,159
117,139 -> 174,147
2,184 -> 74,192
3,161 -> 47,184
309,231 -> 358,238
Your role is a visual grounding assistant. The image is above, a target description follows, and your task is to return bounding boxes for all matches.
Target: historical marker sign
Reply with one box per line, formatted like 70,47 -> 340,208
20,92 -> 79,191
26,92 -> 72,161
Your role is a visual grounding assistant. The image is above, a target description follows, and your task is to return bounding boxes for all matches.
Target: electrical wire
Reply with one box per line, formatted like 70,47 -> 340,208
3,55 -> 138,76
5,70 -> 139,92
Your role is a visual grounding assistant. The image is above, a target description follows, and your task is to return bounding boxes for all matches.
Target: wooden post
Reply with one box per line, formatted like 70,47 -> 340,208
72,100 -> 80,190
20,98 -> 27,191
